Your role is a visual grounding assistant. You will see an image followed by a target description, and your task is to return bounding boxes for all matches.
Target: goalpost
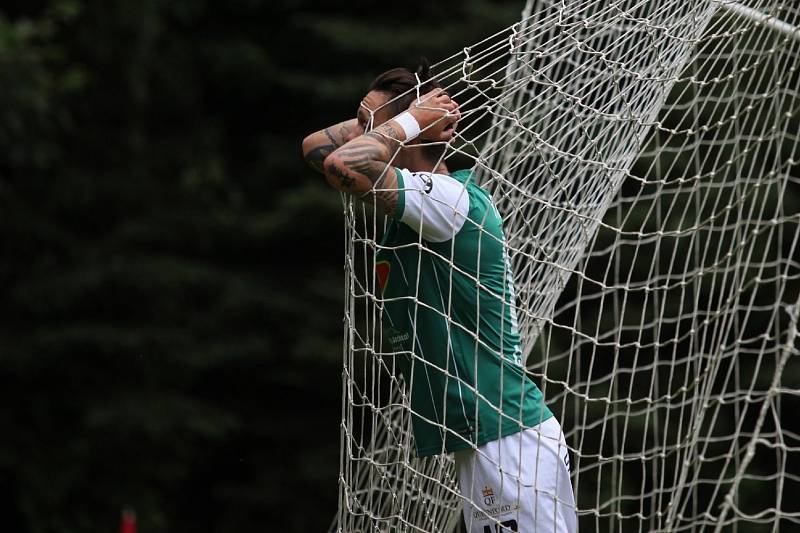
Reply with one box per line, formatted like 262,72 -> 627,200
334,1 -> 800,531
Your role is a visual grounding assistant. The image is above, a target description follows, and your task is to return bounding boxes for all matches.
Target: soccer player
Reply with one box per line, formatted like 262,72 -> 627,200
302,62 -> 577,533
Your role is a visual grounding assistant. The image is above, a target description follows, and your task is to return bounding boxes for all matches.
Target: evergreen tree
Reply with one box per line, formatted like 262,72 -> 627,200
0,1 -> 521,531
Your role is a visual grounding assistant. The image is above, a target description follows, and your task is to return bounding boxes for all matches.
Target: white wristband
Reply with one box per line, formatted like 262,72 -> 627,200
393,111 -> 422,141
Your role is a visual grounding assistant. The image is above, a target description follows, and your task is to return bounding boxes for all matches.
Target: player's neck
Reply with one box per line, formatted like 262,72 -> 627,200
404,154 -> 449,176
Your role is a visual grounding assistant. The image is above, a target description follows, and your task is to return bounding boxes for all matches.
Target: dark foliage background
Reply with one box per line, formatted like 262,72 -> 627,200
0,1 -> 523,531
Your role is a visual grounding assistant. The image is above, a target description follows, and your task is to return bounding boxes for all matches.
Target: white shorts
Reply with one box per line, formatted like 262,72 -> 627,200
454,417 -> 577,533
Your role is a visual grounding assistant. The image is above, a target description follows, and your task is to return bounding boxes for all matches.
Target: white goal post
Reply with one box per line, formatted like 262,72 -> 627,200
333,1 -> 800,531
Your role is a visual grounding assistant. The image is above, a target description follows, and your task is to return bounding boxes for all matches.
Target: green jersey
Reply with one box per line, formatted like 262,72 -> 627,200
376,167 -> 553,457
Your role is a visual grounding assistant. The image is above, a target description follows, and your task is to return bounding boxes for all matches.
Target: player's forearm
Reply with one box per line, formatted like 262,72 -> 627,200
301,118 -> 360,174
322,120 -> 405,194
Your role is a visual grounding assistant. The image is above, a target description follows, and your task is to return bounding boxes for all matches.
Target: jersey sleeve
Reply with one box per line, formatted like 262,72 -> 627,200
394,168 -> 470,243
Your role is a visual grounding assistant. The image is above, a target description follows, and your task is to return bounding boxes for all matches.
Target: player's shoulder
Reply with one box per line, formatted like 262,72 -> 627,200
446,169 -> 501,221
447,168 -> 475,184
447,169 -> 492,199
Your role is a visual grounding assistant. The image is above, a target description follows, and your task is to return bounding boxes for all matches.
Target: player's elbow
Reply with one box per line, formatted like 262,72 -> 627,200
324,149 -> 369,194
301,134 -> 316,161
322,151 -> 346,190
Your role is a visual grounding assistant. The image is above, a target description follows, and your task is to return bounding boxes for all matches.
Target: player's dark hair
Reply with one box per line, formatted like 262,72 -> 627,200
368,58 -> 447,163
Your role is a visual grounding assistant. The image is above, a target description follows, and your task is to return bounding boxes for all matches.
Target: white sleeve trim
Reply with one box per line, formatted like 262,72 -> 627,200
397,168 -> 470,243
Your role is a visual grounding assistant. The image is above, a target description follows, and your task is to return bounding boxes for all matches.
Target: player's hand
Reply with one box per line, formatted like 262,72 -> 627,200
408,88 -> 460,142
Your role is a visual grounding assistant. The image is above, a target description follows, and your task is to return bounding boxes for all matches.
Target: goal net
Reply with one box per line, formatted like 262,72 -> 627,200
333,0 -> 800,531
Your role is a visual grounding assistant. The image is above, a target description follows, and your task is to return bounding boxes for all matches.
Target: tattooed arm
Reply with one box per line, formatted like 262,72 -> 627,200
301,118 -> 361,174
323,121 -> 404,216
322,90 -> 459,217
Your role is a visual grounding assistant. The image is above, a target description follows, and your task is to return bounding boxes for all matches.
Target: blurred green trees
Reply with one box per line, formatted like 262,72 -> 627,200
0,1 -> 521,531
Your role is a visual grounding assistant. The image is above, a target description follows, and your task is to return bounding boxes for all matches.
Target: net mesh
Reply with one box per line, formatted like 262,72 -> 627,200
334,1 -> 800,531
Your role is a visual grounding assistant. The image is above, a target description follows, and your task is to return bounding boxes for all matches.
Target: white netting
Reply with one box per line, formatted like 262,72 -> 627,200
334,0 -> 800,531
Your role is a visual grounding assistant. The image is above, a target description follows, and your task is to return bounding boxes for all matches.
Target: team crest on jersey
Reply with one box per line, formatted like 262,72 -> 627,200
421,173 -> 433,194
376,260 -> 391,295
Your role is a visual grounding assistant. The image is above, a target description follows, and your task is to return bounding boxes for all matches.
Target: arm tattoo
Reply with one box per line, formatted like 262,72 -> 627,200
372,122 -> 403,142
340,148 -> 386,180
326,118 -> 407,217
339,123 -> 353,138
372,187 -> 399,215
304,119 -> 358,173
326,162 -> 357,190
323,128 -> 338,146
306,144 -> 336,173
339,125 -> 399,185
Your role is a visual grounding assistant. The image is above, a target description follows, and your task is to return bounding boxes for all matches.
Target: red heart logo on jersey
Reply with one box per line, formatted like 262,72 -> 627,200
376,261 -> 390,295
